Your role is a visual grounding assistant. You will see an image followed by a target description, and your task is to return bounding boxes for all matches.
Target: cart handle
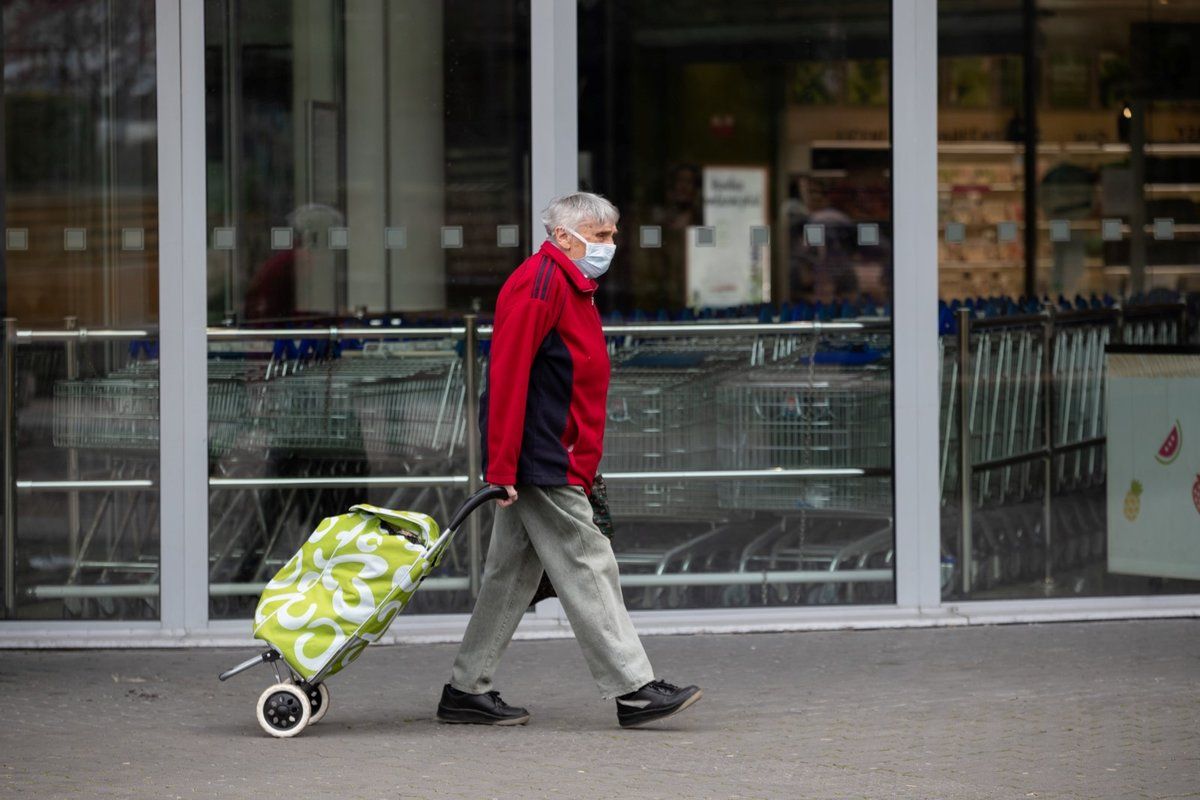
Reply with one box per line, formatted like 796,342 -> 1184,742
446,485 -> 510,532
218,648 -> 279,681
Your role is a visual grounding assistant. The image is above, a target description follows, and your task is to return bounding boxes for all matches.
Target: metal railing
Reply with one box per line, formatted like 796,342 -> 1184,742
7,302 -> 1192,611
2,316 -> 897,612
949,302 -> 1188,596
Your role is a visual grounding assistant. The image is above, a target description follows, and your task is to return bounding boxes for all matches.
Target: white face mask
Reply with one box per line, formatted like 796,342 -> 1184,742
565,227 -> 615,279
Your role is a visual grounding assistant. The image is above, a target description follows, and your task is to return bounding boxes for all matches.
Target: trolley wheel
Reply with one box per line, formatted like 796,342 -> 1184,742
256,682 -> 311,738
302,682 -> 331,724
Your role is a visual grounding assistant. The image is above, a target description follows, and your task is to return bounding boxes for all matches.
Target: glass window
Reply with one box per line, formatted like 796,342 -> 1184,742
2,0 -> 160,620
937,0 -> 1200,301
938,0 -> 1200,600
578,0 -> 895,610
204,0 -> 530,617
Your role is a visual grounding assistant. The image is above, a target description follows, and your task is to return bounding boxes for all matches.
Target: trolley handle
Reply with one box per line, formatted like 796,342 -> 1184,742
446,485 -> 509,532
218,649 -> 280,681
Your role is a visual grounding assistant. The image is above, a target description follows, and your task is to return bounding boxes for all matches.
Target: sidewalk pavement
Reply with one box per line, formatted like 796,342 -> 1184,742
1,619 -> 1197,799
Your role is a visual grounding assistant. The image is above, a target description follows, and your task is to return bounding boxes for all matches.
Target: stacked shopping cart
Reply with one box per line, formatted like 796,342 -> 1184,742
42,297 -> 1189,612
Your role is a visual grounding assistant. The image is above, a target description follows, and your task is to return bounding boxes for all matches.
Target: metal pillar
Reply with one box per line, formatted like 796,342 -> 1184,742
1041,307 -> 1056,588
956,308 -> 973,597
3,318 -> 17,616
1021,0 -> 1039,299
462,315 -> 484,597
64,317 -> 80,562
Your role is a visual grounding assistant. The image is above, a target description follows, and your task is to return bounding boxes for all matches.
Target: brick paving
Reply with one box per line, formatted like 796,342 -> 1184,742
1,620 -> 1198,799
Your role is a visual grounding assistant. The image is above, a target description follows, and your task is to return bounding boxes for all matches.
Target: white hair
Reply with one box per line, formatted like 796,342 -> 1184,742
541,192 -> 619,236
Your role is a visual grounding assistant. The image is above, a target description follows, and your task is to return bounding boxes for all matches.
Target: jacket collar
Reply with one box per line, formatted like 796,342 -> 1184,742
539,240 -> 598,295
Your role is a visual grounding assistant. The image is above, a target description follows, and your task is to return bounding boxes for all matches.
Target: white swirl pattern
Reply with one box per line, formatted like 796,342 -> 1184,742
253,506 -> 440,679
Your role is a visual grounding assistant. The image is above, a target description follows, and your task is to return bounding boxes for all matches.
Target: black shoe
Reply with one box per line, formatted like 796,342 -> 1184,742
436,684 -> 530,726
616,679 -> 702,728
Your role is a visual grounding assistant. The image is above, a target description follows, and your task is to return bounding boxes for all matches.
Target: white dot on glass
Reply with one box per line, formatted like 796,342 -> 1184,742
270,227 -> 294,250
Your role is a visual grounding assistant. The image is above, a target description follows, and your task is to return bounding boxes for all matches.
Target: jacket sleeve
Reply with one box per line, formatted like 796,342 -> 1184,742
484,265 -> 564,486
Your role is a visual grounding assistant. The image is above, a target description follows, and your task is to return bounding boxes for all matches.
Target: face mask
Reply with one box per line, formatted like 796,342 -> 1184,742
565,227 -> 615,279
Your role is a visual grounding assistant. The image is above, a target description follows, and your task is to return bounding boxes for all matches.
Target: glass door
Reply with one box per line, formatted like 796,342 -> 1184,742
202,0 -> 531,618
2,0 -> 161,620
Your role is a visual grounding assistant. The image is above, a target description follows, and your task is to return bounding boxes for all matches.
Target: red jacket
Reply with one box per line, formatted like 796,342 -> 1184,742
481,240 -> 610,491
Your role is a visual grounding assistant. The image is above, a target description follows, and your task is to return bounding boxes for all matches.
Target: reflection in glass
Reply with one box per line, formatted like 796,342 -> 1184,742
3,0 -> 159,327
2,1 -> 160,619
206,334 -> 485,618
204,0 -> 531,324
603,332 -> 894,611
938,0 -> 1200,300
940,305 -> 1200,600
7,340 -> 162,620
577,1 -> 896,609
937,1 -> 1200,601
580,1 -> 893,313
204,1 -> 530,617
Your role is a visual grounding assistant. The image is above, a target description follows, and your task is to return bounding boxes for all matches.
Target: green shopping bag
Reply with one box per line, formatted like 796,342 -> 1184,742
253,504 -> 444,681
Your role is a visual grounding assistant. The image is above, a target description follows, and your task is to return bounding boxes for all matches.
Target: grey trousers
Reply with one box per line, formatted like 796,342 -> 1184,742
449,484 -> 655,700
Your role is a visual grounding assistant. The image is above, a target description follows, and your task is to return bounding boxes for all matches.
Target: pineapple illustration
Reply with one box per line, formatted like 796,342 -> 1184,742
1124,480 -> 1143,521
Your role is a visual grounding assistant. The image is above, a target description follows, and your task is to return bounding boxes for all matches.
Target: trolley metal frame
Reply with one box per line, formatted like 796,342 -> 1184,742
14,307 -> 1185,615
944,303 -> 1188,596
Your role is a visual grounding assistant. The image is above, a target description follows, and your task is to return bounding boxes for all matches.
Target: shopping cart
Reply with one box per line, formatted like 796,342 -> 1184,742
602,365 -> 719,518
355,352 -> 466,464
218,485 -> 507,738
50,361 -> 170,604
600,328 -> 897,608
600,341 -> 752,608
206,342 -> 474,613
938,305 -> 1182,593
715,355 -> 892,513
703,352 -> 893,605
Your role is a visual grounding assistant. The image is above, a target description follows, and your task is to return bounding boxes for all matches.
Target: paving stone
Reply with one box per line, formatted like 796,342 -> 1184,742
0,620 -> 1197,799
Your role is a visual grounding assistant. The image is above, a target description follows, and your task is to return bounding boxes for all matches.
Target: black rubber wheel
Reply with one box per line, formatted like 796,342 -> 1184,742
301,682 -> 331,724
256,683 -> 311,738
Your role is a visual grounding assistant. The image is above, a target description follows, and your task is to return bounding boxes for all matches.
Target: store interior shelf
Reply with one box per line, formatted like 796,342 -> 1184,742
936,141 -> 1200,156
939,183 -> 1021,193
1101,264 -> 1200,276
815,139 -> 1200,155
941,258 -> 1200,275
943,183 -> 1200,195
939,221 -> 1200,235
1144,184 -> 1200,195
940,261 -> 1025,270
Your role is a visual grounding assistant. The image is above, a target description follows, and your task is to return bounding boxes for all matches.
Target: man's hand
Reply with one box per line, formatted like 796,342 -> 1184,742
497,485 -> 518,508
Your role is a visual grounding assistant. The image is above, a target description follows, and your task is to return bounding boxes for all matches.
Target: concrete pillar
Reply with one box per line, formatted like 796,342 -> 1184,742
385,0 -> 445,311
291,0 -> 339,313
344,0 -> 388,310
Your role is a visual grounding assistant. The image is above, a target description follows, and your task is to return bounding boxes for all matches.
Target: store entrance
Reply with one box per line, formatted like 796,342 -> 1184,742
579,1 -> 894,314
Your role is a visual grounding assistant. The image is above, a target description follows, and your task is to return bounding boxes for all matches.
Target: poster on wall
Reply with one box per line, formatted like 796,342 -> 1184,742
1106,349 -> 1200,580
686,166 -> 770,309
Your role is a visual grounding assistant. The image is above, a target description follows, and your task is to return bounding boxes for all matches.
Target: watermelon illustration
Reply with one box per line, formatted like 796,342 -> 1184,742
1155,420 -> 1181,465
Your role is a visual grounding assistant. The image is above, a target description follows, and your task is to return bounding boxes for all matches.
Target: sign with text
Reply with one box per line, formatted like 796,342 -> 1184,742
686,166 -> 769,308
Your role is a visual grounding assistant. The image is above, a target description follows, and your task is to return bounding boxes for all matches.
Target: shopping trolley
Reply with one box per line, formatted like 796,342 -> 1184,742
703,357 -> 893,606
50,361 -> 168,603
716,366 -> 892,512
937,304 -> 1182,593
218,485 -> 507,738
206,342 -> 474,613
600,342 -> 751,608
355,353 -> 465,463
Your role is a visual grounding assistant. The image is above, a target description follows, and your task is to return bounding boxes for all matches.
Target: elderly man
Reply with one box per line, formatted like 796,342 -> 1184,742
436,192 -> 702,729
